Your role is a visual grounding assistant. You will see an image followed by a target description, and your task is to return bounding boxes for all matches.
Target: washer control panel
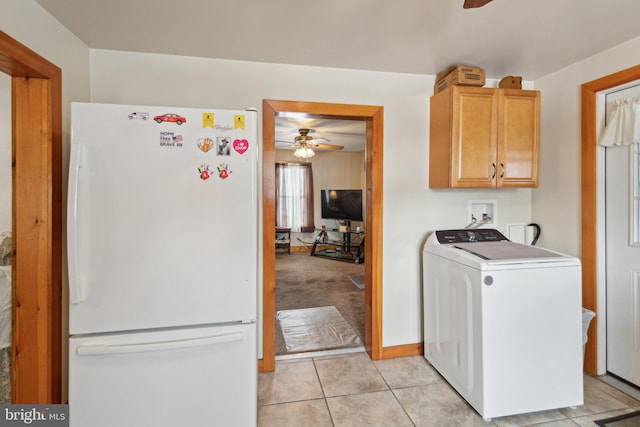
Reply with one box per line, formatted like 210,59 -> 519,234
434,229 -> 509,244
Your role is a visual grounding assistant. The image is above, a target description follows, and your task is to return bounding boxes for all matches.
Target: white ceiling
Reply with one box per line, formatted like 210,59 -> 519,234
34,0 -> 640,80
32,0 -> 640,151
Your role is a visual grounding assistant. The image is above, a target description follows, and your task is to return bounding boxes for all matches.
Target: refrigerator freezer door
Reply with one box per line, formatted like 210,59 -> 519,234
69,323 -> 257,427
68,103 -> 258,334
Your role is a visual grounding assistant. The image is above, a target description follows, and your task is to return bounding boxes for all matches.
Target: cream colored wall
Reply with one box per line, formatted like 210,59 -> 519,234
0,73 -> 9,233
533,35 -> 640,257
8,0 -> 639,356
275,150 -> 365,247
89,49 -> 535,347
534,36 -> 640,374
0,0 -> 92,401
3,0 -> 640,393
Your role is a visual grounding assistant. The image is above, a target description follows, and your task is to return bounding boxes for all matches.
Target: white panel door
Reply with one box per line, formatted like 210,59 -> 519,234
606,142 -> 640,387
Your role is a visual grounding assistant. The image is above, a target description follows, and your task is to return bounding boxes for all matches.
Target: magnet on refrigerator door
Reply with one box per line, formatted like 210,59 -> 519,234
198,164 -> 211,181
217,137 -> 231,156
197,137 -> 214,153
233,139 -> 249,154
202,112 -> 214,128
234,114 -> 245,130
159,132 -> 184,148
217,163 -> 231,180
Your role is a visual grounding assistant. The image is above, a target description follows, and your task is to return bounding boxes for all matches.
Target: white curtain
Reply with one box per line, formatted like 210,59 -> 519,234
599,97 -> 640,146
275,163 -> 315,233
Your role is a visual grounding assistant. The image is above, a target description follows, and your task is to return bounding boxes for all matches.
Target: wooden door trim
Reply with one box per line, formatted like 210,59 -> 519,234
0,31 -> 62,403
260,99 -> 383,371
581,64 -> 640,375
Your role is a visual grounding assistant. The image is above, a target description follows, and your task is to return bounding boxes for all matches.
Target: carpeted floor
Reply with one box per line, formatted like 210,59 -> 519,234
275,252 -> 365,355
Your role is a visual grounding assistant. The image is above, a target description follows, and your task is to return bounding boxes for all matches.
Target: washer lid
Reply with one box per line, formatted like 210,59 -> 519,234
452,241 -> 564,261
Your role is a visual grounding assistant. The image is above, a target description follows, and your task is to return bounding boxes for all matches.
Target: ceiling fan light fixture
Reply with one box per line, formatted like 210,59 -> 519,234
293,146 -> 315,159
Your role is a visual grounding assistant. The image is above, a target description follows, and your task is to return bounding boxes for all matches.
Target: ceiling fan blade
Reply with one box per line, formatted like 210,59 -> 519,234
463,0 -> 493,8
314,143 -> 344,150
309,136 -> 331,143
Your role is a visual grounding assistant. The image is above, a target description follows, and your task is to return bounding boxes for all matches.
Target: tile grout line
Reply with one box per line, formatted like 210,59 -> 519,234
373,364 -> 419,427
312,356 -> 337,427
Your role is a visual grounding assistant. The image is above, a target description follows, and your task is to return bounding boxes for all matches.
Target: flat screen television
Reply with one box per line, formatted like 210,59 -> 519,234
320,189 -> 363,222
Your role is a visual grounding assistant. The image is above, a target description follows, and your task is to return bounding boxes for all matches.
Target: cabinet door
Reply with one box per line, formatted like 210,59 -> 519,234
451,87 -> 499,188
497,90 -> 540,187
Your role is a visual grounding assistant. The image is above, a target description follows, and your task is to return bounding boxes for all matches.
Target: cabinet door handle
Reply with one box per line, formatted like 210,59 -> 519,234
500,163 -> 505,178
491,163 -> 496,179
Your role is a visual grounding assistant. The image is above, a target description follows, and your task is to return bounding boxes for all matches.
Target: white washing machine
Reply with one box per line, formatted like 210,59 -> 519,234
423,229 -> 583,420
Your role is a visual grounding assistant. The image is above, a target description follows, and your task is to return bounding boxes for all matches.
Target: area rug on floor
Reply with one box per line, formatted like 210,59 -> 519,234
595,410 -> 640,426
348,274 -> 365,289
277,306 -> 363,353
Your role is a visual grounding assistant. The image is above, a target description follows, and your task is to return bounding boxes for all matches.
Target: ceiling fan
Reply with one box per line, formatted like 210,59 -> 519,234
463,0 -> 493,8
280,128 -> 344,159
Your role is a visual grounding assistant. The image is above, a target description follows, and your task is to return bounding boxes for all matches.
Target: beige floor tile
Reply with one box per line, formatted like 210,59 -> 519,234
516,420 -> 580,427
393,383 -> 495,426
326,390 -> 413,427
258,359 -> 324,406
558,377 -> 631,418
583,375 -> 640,408
258,399 -> 333,427
492,409 -> 568,427
374,355 -> 444,389
257,352 -> 640,427
569,408 -> 640,427
314,353 -> 389,397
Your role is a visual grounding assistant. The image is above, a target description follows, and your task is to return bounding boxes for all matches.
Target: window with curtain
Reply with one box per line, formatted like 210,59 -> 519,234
275,162 -> 315,233
599,96 -> 640,245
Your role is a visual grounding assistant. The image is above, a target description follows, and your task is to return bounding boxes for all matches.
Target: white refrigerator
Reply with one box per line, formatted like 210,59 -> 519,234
67,103 -> 258,427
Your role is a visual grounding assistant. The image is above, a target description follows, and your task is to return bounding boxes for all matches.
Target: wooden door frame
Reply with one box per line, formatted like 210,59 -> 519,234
0,31 -> 62,403
259,100 -> 383,371
581,64 -> 640,375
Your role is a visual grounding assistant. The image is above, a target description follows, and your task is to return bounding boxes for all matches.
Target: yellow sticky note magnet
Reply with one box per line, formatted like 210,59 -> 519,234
234,114 -> 245,130
202,112 -> 215,128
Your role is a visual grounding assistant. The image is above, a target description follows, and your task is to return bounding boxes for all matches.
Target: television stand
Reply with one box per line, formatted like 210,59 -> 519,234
310,228 -> 364,264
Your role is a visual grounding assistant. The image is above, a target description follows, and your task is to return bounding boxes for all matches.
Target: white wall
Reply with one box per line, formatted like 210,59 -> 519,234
533,35 -> 640,257
0,73 -> 10,233
3,0 -> 640,395
1,0 -> 92,243
0,0 -> 93,400
90,49 -> 533,347
534,35 -> 640,374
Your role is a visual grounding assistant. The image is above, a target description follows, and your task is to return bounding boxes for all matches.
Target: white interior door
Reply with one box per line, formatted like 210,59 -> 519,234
605,87 -> 640,387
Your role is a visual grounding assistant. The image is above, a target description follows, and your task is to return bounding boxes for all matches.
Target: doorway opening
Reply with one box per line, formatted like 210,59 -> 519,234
273,118 -> 366,358
581,65 -> 640,380
260,100 -> 383,372
591,81 -> 640,398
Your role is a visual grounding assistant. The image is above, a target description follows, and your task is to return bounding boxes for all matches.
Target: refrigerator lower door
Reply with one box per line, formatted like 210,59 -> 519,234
69,323 -> 256,427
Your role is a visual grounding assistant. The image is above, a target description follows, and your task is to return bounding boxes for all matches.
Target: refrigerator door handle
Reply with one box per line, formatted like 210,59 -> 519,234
68,143 -> 84,304
75,331 -> 244,356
